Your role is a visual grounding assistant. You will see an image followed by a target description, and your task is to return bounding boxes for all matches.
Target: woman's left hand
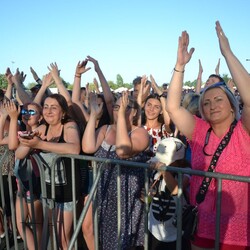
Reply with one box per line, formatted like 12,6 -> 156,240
19,133 -> 41,148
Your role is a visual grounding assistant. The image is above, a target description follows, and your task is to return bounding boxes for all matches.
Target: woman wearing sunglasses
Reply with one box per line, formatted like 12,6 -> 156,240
166,21 -> 250,249
15,94 -> 81,250
5,101 -> 43,250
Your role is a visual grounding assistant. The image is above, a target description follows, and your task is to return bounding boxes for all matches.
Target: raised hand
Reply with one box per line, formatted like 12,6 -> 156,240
86,56 -> 100,71
42,72 -> 54,88
215,58 -> 220,75
5,68 -> 13,84
75,60 -> 91,76
93,78 -> 100,93
4,100 -> 20,120
150,75 -> 161,95
176,31 -> 195,67
47,62 -> 60,81
195,59 -> 203,94
89,92 -> 103,118
12,68 -> 26,85
227,78 -> 235,93
119,91 -> 130,114
137,75 -> 150,106
198,59 -> 203,75
215,21 -> 231,57
30,67 -> 40,81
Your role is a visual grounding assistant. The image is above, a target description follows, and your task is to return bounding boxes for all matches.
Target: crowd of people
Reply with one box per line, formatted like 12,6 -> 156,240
0,20 -> 249,250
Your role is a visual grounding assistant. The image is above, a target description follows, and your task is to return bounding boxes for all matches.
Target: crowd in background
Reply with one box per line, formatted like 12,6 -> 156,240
0,20 -> 249,250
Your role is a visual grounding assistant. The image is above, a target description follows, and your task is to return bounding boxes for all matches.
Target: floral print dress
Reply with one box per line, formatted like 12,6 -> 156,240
94,129 -> 148,250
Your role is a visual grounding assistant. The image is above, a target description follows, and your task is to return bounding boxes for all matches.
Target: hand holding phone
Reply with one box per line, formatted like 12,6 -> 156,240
18,131 -> 35,140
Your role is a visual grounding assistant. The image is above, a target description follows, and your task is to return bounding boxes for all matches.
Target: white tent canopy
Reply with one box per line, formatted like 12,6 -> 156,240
114,87 -> 128,93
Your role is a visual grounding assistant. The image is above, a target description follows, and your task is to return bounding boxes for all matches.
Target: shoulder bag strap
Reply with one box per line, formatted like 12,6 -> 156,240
196,119 -> 237,204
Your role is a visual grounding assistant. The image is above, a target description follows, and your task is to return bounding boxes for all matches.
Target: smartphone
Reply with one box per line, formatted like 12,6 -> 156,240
18,132 -> 34,140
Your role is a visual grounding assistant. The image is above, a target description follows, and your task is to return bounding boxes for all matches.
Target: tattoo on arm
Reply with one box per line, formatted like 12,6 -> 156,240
66,125 -> 78,130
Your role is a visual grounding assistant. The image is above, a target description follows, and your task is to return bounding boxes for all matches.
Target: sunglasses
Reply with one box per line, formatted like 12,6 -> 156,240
112,105 -> 132,112
21,109 -> 38,116
202,81 -> 230,93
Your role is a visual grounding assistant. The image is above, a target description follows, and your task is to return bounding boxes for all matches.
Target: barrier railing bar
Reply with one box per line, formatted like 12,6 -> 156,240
3,152 -> 249,250
70,157 -> 77,250
68,160 -> 105,250
92,160 -> 99,250
215,178 -> 222,250
176,173 -> 183,250
0,150 -> 11,249
117,164 -> 121,250
143,167 -> 149,250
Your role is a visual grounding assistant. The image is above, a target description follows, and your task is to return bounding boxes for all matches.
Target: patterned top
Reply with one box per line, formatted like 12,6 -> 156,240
94,126 -> 148,250
144,124 -> 172,157
0,132 -> 15,176
189,116 -> 250,246
148,172 -> 187,242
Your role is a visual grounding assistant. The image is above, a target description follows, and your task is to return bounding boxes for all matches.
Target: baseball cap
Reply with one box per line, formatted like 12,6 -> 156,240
149,137 -> 186,165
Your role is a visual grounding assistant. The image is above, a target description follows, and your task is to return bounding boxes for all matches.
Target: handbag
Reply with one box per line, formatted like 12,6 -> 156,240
173,120 -> 237,240
14,151 -> 41,193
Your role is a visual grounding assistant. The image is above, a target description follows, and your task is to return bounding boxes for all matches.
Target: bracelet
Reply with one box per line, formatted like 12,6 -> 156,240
75,74 -> 81,78
35,78 -> 41,82
174,68 -> 185,73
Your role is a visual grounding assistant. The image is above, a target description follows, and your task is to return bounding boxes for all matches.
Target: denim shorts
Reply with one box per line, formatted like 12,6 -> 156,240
17,190 -> 41,203
45,198 -> 78,212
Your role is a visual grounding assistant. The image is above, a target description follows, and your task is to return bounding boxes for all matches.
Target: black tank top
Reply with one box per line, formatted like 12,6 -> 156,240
41,124 -> 80,202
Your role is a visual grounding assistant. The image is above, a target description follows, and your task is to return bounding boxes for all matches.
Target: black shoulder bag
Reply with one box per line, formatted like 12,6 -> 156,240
174,120 -> 237,240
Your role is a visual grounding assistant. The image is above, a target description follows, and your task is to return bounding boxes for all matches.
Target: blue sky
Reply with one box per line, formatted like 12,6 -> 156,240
1,0 -> 250,87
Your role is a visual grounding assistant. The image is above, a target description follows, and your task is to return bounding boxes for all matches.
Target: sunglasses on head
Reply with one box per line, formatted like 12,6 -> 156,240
201,81 -> 230,93
21,109 -> 38,116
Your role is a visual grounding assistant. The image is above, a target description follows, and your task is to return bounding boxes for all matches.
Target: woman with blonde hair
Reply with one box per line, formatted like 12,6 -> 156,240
166,21 -> 250,249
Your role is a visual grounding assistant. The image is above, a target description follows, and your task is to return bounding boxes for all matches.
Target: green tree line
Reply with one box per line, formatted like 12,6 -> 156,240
0,72 -> 230,92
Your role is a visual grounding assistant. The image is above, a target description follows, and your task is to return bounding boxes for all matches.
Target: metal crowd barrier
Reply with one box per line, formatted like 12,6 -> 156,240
1,151 -> 250,250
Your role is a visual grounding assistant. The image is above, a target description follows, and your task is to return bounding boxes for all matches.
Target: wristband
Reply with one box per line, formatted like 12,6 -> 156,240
173,68 -> 185,73
75,74 -> 81,78
35,78 -> 41,83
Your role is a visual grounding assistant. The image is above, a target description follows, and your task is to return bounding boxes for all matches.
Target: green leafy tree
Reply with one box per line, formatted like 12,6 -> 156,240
0,74 -> 8,90
116,74 -> 124,87
123,83 -> 133,89
184,80 -> 193,87
108,80 -> 116,90
221,73 -> 230,83
26,82 -> 37,89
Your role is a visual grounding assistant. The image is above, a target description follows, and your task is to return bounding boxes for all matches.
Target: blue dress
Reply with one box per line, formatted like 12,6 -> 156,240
94,137 -> 147,249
